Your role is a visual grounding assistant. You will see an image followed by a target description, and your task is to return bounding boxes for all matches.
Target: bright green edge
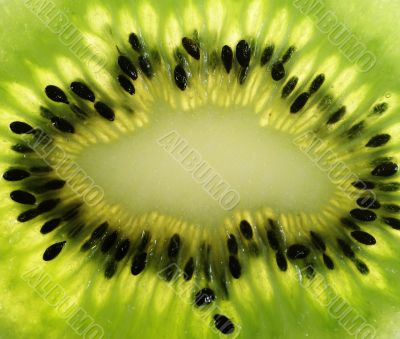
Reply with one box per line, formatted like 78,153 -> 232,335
0,0 -> 399,338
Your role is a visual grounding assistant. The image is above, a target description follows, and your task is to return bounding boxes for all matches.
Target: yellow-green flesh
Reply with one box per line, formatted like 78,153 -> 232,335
0,0 -> 399,338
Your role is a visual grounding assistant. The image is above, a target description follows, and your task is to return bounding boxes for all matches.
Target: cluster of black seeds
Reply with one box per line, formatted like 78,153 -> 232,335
4,29 -> 400,336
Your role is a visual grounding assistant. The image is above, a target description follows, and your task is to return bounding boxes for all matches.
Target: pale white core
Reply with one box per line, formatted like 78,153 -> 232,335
76,106 -> 335,227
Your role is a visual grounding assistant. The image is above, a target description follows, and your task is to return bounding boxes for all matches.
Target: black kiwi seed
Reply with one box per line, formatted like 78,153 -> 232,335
287,244 -> 310,259
382,217 -> 400,230
326,106 -> 346,124
81,239 -> 95,252
17,208 -> 39,222
310,231 -> 326,252
350,208 -> 377,222
101,231 -> 118,253
129,32 -> 142,52
309,74 -> 325,94
306,264 -> 316,279
70,81 -> 95,102
228,255 -> 241,279
131,252 -> 147,275
118,56 -> 138,80
45,85 -> 69,104
260,44 -> 274,66
236,40 -> 251,67
41,179 -> 66,191
366,134 -> 391,147
239,220 -> 253,239
221,45 -> 233,73
378,182 -> 400,192
305,264 -> 315,279
281,76 -> 298,98
182,37 -> 200,60
340,217 -> 361,230
11,144 -> 33,153
347,121 -> 364,139
374,157 -> 395,166
271,61 -> 285,81
213,314 -> 235,334
174,65 -> 187,91
372,156 -> 395,166
62,204 -> 81,221
36,199 -> 59,215
117,75 -> 135,95
383,204 -> 400,213
352,179 -> 375,190
81,223 -> 108,250
194,288 -> 216,306
51,116 -> 75,133
281,46 -> 296,63
267,229 -> 280,251
371,162 -> 398,177
168,234 -> 181,258
337,238 -> 355,258
371,102 -> 388,115
351,230 -> 376,245
94,102 -> 115,121
227,234 -> 238,255
356,196 -> 380,209
43,241 -> 66,261
3,169 -> 30,181
355,259 -> 369,274
138,55 -> 153,78
10,190 -> 36,205
40,218 -> 62,234
323,253 -> 334,270
183,257 -> 195,281
40,106 -> 55,120
10,121 -> 34,134
115,239 -> 130,261
11,144 -> 33,158
276,251 -> 288,271
104,261 -> 117,279
290,92 -> 310,113
91,222 -> 108,239
12,142 -> 30,154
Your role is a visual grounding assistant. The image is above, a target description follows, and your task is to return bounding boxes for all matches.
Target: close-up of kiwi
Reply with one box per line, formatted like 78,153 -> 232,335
0,0 -> 399,338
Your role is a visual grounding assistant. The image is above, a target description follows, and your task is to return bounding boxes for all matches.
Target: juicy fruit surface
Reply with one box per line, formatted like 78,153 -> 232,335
1,0 -> 400,338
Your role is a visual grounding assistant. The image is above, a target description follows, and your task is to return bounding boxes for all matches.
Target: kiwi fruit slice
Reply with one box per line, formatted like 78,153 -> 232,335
1,0 -> 400,338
